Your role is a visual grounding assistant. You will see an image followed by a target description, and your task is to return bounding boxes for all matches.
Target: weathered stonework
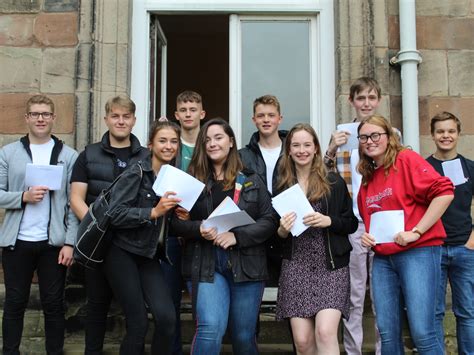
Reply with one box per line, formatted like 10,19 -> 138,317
0,15 -> 35,46
41,48 -> 76,94
0,0 -> 40,13
417,50 -> 448,97
34,13 -> 78,47
448,51 -> 474,96
0,47 -> 41,92
44,0 -> 79,13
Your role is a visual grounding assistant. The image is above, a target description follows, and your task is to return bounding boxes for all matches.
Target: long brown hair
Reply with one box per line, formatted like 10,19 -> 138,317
277,123 -> 330,202
188,118 -> 243,190
357,115 -> 404,185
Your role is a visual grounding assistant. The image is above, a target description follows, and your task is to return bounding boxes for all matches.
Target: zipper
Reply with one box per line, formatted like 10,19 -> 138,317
324,195 -> 335,269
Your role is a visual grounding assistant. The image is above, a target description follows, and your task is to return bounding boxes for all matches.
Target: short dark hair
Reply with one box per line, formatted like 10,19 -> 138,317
349,77 -> 382,101
430,111 -> 462,134
26,94 -> 55,113
253,95 -> 281,115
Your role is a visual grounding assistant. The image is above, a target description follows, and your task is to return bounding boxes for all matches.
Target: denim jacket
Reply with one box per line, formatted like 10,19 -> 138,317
107,154 -> 170,261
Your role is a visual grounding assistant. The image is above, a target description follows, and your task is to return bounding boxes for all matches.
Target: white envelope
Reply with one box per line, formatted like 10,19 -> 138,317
202,196 -> 255,234
369,210 -> 404,244
24,164 -> 64,190
152,164 -> 205,211
337,122 -> 360,151
442,159 -> 468,186
272,184 -> 314,237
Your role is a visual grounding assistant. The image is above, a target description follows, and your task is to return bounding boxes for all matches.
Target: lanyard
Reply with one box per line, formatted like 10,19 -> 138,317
232,172 -> 246,204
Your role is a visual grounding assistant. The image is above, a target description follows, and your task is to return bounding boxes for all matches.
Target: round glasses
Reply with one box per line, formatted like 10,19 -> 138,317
357,132 -> 387,144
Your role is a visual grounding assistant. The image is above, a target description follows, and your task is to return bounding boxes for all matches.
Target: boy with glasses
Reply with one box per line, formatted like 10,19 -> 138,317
0,94 -> 78,354
324,77 -> 382,355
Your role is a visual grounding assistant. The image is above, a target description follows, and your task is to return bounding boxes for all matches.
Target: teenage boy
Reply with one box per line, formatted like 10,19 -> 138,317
239,94 -> 287,283
0,94 -> 78,354
324,77 -> 382,355
70,95 -> 148,354
168,90 -> 206,354
426,112 -> 474,354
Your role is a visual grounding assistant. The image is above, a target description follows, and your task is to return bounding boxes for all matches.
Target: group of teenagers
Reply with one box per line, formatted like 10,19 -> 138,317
0,76 -> 472,355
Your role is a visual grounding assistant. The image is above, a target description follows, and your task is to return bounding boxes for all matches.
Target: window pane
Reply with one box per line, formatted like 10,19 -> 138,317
241,20 -> 311,145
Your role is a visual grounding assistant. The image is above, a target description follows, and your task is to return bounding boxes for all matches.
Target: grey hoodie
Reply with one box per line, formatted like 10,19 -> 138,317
0,135 -> 79,248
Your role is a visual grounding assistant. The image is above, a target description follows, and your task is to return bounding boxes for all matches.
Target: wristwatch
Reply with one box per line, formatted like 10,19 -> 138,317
411,227 -> 423,237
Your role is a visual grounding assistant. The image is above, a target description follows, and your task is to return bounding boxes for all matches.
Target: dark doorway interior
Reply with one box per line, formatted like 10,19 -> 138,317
156,15 -> 229,122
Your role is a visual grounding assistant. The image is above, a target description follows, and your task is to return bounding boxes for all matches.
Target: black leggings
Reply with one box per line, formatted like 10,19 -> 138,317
104,244 -> 176,355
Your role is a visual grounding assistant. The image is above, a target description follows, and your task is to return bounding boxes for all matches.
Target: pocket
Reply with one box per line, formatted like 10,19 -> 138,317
240,246 -> 266,279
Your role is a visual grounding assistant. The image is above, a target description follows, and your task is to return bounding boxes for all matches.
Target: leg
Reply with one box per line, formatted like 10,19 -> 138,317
449,245 -> 474,354
397,246 -> 443,354
367,248 -> 381,355
84,267 -> 113,355
160,236 -> 183,355
37,244 -> 67,355
103,245 -> 149,355
434,246 -> 449,351
228,279 -> 265,355
314,309 -> 341,354
2,241 -> 37,355
140,258 -> 176,355
289,317 -> 316,355
190,273 -> 230,355
371,255 -> 404,355
343,224 -> 367,355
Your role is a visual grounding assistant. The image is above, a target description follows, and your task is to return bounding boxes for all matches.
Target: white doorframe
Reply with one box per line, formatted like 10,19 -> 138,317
130,0 -> 335,149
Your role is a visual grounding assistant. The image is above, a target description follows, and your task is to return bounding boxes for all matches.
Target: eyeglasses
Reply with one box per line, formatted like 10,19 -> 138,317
357,132 -> 387,144
28,112 -> 53,120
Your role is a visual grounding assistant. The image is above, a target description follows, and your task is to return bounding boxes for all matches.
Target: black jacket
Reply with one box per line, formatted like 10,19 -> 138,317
239,130 -> 288,194
280,172 -> 358,270
107,154 -> 169,261
171,170 -> 279,283
83,132 -> 148,205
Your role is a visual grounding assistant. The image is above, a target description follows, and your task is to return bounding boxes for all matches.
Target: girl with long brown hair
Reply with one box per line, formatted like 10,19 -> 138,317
172,118 -> 278,355
275,123 -> 358,354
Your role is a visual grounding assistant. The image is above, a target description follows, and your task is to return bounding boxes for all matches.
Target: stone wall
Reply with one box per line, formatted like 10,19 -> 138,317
0,0 -> 79,148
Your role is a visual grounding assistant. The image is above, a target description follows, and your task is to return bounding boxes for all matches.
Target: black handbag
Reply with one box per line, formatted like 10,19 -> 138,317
74,164 -> 143,269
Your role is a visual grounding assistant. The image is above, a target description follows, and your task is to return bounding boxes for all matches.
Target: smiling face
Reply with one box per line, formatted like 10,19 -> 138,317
432,119 -> 459,156
205,124 -> 233,167
358,122 -> 389,166
252,103 -> 282,139
289,129 -> 317,169
150,127 -> 179,165
350,88 -> 381,121
25,103 -> 55,143
104,105 -> 136,144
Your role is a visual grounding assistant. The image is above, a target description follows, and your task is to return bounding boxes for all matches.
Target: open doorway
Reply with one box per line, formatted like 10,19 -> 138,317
151,15 -> 229,122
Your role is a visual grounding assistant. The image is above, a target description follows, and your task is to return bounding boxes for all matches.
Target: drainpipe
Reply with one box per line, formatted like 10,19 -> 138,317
389,0 -> 422,152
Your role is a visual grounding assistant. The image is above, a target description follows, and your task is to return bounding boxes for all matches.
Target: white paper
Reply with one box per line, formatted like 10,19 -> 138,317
369,210 -> 404,244
349,149 -> 362,220
202,196 -> 255,234
152,164 -> 205,211
337,122 -> 360,151
24,164 -> 64,190
272,184 -> 314,237
442,159 -> 468,186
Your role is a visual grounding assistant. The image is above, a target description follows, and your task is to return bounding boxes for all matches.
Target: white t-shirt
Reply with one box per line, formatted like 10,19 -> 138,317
259,143 -> 281,194
18,139 -> 54,242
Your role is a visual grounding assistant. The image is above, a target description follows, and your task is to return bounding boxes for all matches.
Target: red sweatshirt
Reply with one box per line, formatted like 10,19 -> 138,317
358,149 -> 454,255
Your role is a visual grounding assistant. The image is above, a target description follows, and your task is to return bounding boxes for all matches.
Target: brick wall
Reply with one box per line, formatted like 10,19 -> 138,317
0,0 -> 79,148
387,0 -> 474,158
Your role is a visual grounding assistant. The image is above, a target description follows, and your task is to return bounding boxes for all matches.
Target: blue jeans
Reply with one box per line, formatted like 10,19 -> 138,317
372,246 -> 443,355
435,245 -> 474,354
189,248 -> 264,355
161,236 -> 184,355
